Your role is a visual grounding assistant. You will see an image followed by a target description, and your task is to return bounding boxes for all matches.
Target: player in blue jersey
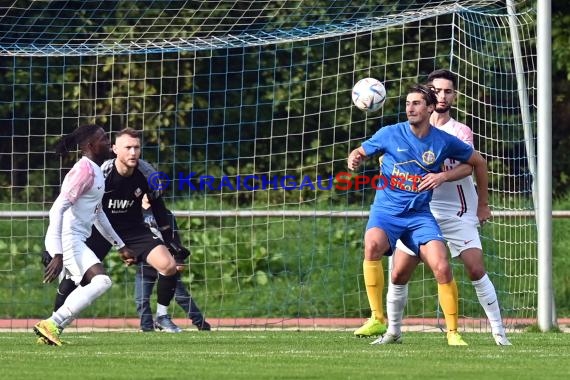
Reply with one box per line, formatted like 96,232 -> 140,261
374,70 -> 509,346
348,84 -> 488,346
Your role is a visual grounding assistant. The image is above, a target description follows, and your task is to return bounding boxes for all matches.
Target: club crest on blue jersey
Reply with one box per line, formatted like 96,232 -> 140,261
422,150 -> 436,165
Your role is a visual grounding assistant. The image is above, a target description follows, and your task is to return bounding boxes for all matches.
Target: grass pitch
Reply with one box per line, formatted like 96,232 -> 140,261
1,331 -> 570,379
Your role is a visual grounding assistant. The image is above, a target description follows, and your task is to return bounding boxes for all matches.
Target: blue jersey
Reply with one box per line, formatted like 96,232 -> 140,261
361,121 -> 473,214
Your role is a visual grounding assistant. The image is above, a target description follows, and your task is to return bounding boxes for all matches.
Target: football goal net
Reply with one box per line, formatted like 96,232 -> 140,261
0,0 -> 538,332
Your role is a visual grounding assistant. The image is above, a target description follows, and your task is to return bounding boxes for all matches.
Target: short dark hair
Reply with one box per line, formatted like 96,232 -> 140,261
408,84 -> 437,106
54,124 -> 103,156
427,69 -> 457,89
115,127 -> 141,140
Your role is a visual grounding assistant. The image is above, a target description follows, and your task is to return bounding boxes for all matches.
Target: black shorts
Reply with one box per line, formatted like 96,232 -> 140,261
86,226 -> 164,264
119,228 -> 164,263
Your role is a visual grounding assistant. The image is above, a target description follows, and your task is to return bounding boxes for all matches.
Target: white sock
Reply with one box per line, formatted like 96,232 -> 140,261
51,275 -> 112,328
156,304 -> 169,317
472,273 -> 505,335
386,282 -> 408,336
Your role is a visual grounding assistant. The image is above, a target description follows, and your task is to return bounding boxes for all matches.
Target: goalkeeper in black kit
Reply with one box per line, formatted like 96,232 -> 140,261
42,128 -> 192,335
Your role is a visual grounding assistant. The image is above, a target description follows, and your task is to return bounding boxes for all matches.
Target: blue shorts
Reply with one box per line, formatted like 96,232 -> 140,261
365,206 -> 444,256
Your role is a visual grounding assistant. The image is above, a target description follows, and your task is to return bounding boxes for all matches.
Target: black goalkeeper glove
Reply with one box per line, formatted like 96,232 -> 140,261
159,226 -> 190,263
168,240 -> 191,263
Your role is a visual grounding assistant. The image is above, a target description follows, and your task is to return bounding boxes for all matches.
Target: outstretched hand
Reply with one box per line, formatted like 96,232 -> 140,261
118,246 -> 137,266
43,254 -> 63,283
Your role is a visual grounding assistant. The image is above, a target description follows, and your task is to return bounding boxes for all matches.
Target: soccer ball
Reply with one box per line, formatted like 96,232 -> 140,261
351,77 -> 386,113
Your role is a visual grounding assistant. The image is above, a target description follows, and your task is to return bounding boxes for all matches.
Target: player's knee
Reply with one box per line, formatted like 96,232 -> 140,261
162,263 -> 177,276
364,241 -> 385,260
459,249 -> 486,280
91,274 -> 112,292
391,270 -> 410,285
431,262 -> 452,283
466,267 -> 486,281
148,246 -> 178,275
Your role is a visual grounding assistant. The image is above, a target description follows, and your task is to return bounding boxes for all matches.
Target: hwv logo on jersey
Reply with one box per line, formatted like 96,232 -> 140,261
107,199 -> 135,210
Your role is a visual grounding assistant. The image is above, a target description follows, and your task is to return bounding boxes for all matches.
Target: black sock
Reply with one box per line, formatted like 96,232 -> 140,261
54,278 -> 77,311
156,273 -> 177,307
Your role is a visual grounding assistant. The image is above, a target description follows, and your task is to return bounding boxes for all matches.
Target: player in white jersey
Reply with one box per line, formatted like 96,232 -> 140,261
34,124 -> 136,346
371,69 -> 511,346
40,129 -> 183,336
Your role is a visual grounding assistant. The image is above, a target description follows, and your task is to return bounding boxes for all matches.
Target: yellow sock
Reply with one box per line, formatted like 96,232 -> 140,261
438,279 -> 459,332
363,259 -> 384,322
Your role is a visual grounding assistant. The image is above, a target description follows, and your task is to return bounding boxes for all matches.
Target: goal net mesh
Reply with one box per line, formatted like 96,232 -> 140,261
0,0 -> 537,331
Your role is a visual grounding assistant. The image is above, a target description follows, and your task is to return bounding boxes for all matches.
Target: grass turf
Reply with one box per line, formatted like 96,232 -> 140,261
1,331 -> 569,379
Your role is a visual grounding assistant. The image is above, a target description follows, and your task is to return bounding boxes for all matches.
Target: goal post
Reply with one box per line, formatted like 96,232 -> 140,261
0,1 -> 543,331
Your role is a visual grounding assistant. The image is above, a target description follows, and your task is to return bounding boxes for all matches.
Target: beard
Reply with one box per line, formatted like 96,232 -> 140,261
435,104 -> 451,114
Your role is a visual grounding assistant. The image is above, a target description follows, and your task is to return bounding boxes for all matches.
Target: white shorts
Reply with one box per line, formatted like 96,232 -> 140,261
62,238 -> 101,285
396,214 -> 481,258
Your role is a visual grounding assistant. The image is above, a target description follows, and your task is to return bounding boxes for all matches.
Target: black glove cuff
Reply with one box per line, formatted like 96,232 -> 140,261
168,241 -> 191,262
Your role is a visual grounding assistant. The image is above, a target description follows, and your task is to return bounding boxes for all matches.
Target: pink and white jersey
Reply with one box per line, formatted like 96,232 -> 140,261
45,156 -> 105,253
429,118 -> 479,222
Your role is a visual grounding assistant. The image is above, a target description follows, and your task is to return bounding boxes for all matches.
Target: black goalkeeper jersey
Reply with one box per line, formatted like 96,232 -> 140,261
100,159 -> 163,234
